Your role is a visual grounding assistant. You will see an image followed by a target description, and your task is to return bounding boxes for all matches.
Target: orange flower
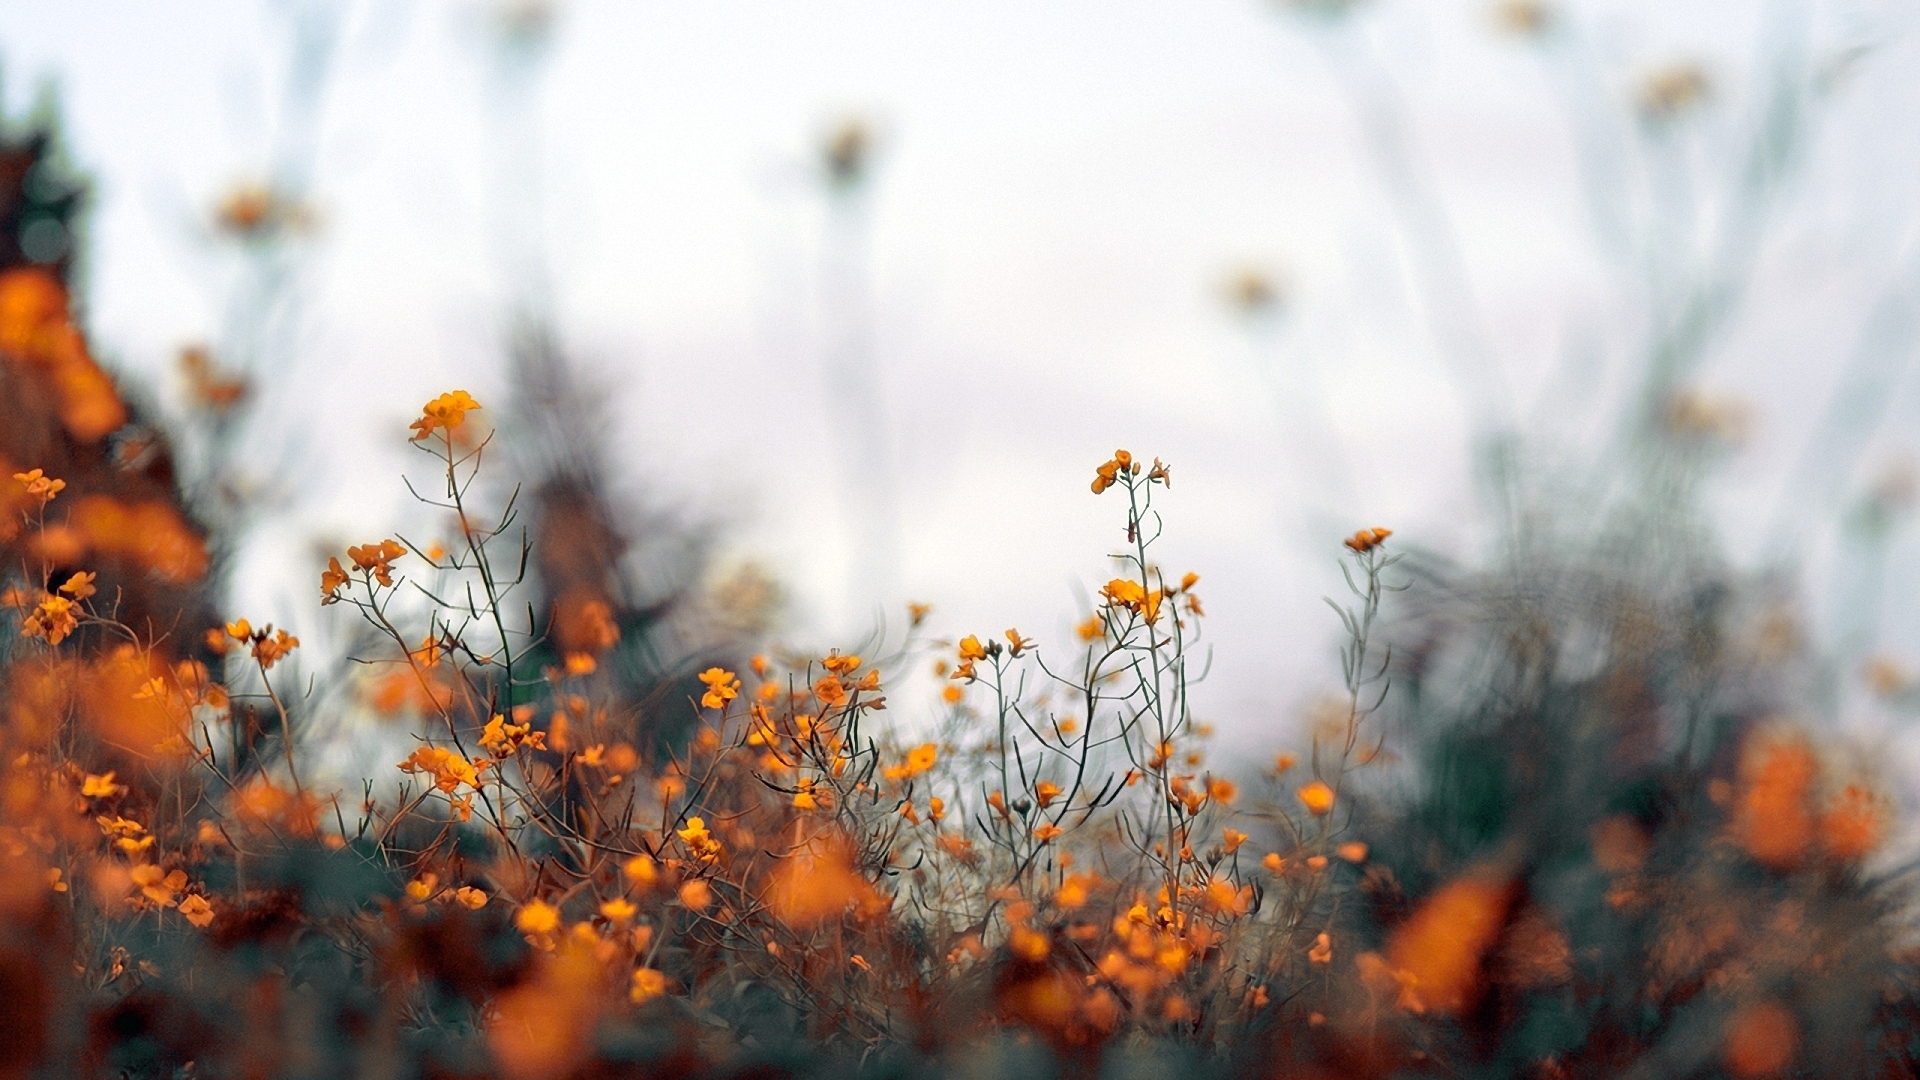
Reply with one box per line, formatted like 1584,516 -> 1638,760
676,817 -> 724,863
599,897 -> 637,924
1101,579 -> 1146,610
320,557 -> 350,604
677,879 -> 713,911
1308,932 -> 1333,964
957,635 -> 988,661
1222,828 -> 1248,854
397,746 -> 488,793
883,743 -> 938,784
1343,527 -> 1393,553
623,854 -> 659,888
453,886 -> 489,910
346,539 -> 407,587
1297,780 -> 1336,816
252,628 -> 299,669
697,667 -> 740,709
630,968 -> 669,1004
20,593 -> 78,645
1336,841 -> 1369,863
58,571 -> 96,599
1034,781 -> 1063,809
81,771 -> 124,799
1005,628 -> 1033,657
821,652 -> 861,675
177,893 -> 215,928
515,900 -> 561,935
408,390 -> 481,441
813,675 -> 848,707
1033,823 -> 1063,844
13,468 -> 65,504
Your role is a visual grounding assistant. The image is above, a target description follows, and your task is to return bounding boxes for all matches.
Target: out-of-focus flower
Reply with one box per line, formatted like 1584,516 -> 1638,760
1724,1001 -> 1799,1078
1639,63 -> 1712,121
1492,0 -> 1552,37
1308,932 -> 1333,964
1297,780 -> 1336,816
882,743 -> 937,784
1344,527 -> 1393,553
516,900 -> 561,936
630,967 -> 669,1005
1223,266 -> 1286,316
81,771 -> 125,800
822,117 -> 873,189
179,346 -> 247,412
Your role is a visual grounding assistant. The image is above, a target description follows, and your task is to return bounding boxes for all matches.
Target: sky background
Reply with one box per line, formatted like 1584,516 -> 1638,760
4,0 -> 1920,759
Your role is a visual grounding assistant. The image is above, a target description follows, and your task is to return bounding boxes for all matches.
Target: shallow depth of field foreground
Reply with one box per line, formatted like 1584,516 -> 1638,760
8,2 -> 1920,1078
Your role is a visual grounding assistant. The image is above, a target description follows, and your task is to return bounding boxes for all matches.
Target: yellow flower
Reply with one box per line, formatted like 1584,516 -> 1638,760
453,886 -> 489,910
515,900 -> 561,935
957,635 -> 987,662
698,667 -> 741,710
1297,780 -> 1336,817
405,873 -> 439,902
58,571 -> 96,599
882,743 -> 938,784
599,897 -> 637,924
676,817 -> 723,863
408,390 -> 481,441
1101,579 -> 1146,610
13,468 -> 65,504
21,594 -> 78,645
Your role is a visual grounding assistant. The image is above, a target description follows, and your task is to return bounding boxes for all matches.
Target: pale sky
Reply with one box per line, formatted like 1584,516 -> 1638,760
5,0 -> 1919,758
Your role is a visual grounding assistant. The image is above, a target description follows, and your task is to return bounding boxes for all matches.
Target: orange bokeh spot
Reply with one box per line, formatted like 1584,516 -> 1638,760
1735,733 -> 1816,871
1385,871 -> 1516,1015
1725,1001 -> 1798,1077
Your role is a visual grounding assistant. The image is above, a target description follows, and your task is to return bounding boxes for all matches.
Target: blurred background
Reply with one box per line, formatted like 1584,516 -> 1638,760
4,0 -> 1920,764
